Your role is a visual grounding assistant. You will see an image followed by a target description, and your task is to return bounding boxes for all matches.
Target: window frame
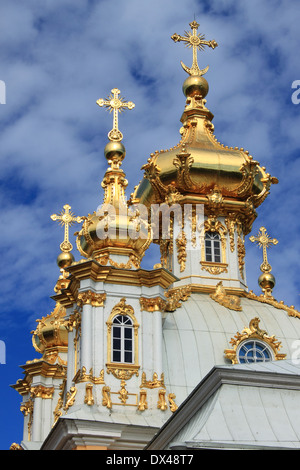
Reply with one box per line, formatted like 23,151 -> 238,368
111,314 -> 134,364
236,339 -> 273,364
205,231 -> 222,263
106,298 -> 140,375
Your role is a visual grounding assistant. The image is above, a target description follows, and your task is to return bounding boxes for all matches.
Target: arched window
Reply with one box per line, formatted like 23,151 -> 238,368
237,340 -> 273,364
106,298 -> 139,375
112,315 -> 133,364
205,232 -> 221,263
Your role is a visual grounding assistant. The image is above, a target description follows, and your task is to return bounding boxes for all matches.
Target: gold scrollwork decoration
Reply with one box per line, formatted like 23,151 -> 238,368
168,393 -> 178,413
77,291 -> 106,307
102,386 -> 112,409
176,231 -> 187,272
118,380 -> 128,404
63,386 -> 77,411
210,281 -> 242,311
164,285 -> 191,312
53,380 -> 66,426
74,366 -> 105,384
30,385 -> 54,399
106,366 -> 139,381
84,383 -> 95,406
140,372 -> 165,389
157,389 -> 168,411
139,297 -> 166,312
138,389 -> 148,411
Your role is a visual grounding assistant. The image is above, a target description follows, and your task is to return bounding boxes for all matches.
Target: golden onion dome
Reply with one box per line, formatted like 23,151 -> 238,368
130,22 -> 278,235
131,77 -> 278,234
31,302 -> 68,359
75,89 -> 151,268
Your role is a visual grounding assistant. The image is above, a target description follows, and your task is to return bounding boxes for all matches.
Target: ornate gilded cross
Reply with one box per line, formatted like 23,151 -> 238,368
171,20 -> 218,76
249,226 -> 278,273
51,204 -> 83,253
96,88 -> 135,142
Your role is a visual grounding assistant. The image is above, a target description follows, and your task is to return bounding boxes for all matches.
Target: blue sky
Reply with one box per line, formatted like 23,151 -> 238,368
0,0 -> 300,449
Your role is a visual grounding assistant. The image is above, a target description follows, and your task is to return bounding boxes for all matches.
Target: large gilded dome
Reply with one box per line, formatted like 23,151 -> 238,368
131,74 -> 278,234
131,21 -> 278,236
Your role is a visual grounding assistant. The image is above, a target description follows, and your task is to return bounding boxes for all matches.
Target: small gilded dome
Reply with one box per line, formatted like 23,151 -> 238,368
76,143 -> 151,266
76,209 -> 150,263
31,303 -> 68,357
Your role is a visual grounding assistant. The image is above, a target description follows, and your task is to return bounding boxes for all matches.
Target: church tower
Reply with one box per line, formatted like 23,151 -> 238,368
11,21 -> 300,451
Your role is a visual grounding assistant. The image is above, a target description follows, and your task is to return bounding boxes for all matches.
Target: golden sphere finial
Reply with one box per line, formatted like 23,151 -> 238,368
182,75 -> 209,98
258,272 -> 276,297
56,251 -> 74,269
104,141 -> 126,162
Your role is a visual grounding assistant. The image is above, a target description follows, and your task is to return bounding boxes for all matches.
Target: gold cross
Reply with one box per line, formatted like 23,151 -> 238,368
51,204 -> 83,253
171,20 -> 218,76
249,226 -> 278,273
96,88 -> 135,142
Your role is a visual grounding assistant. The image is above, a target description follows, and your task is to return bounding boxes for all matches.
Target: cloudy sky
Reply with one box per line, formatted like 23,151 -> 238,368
0,0 -> 300,449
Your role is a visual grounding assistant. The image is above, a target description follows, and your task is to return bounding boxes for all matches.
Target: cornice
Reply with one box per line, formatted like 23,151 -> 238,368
52,260 -> 178,307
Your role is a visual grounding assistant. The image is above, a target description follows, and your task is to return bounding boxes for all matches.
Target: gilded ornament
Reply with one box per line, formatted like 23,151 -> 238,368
173,145 -> 195,192
118,380 -> 128,404
157,389 -> 168,411
65,309 -> 81,332
139,297 -> 166,312
20,400 -> 33,441
224,317 -> 286,364
168,393 -> 178,413
30,385 -> 54,399
84,383 -> 95,406
207,186 -> 224,210
176,231 -> 187,272
140,372 -> 165,389
237,235 -> 246,279
200,262 -> 228,275
77,290 -> 106,307
53,380 -> 66,425
245,290 -> 300,319
111,297 -> 135,317
20,400 -> 33,417
210,281 -> 242,311
54,268 -> 71,294
74,366 -> 105,384
164,285 -> 191,312
9,443 -> 23,450
107,366 -> 139,381
138,390 -> 148,411
63,386 -> 77,411
102,386 -> 112,409
225,215 -> 237,253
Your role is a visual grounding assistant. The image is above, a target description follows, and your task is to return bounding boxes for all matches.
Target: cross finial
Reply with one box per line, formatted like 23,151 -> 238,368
249,226 -> 278,273
51,204 -> 83,253
96,88 -> 135,142
171,20 -> 218,76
